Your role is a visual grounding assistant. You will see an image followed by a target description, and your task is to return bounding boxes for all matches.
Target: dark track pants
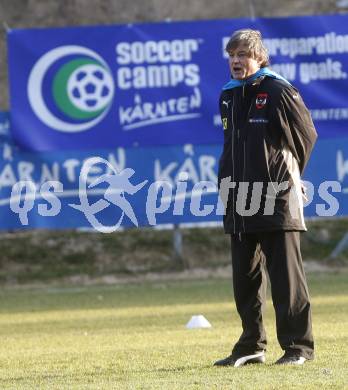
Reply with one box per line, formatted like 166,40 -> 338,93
230,231 -> 314,360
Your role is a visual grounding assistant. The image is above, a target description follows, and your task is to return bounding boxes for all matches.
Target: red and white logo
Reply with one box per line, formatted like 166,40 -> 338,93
256,93 -> 268,109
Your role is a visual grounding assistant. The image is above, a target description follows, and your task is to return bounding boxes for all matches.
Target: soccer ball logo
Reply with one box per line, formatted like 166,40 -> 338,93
53,58 -> 115,121
28,46 -> 115,132
67,64 -> 114,112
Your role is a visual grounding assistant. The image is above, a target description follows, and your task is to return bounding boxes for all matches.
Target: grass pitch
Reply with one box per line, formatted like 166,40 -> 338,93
0,272 -> 347,389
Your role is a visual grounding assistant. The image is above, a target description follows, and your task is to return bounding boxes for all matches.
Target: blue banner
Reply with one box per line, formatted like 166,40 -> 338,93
0,111 -> 347,230
4,15 -> 348,230
7,14 -> 348,152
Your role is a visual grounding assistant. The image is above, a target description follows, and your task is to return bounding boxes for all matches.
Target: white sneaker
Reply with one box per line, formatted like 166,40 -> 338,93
275,353 -> 307,365
214,351 -> 266,367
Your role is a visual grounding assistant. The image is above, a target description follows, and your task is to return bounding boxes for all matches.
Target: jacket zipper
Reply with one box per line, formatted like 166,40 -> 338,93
242,141 -> 246,233
231,90 -> 254,235
240,101 -> 254,234
231,97 -> 236,234
230,80 -> 263,235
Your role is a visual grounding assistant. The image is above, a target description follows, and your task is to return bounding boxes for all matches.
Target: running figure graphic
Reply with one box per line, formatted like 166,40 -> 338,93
89,168 -> 147,226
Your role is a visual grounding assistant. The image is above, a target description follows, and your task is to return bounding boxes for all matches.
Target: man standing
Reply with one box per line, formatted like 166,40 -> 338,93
214,29 -> 317,367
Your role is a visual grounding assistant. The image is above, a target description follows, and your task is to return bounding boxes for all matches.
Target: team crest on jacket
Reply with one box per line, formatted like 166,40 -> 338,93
222,117 -> 228,130
256,93 -> 268,109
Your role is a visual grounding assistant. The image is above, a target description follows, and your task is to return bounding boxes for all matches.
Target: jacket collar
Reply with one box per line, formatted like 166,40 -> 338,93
222,67 -> 291,90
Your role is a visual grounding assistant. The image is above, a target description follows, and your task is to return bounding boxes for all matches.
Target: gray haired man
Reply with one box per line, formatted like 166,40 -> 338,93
214,29 -> 317,366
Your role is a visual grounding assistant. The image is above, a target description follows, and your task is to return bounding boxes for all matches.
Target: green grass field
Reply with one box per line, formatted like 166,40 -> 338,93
0,272 -> 347,389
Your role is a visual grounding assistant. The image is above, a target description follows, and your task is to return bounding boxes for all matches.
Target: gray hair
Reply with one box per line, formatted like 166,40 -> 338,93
225,29 -> 269,67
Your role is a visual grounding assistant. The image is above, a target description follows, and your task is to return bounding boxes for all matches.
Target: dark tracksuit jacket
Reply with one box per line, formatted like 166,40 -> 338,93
218,75 -> 318,234
218,75 -> 318,359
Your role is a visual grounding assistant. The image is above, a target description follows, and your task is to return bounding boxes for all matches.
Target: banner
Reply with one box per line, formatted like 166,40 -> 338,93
0,111 -> 347,230
7,14 -> 348,152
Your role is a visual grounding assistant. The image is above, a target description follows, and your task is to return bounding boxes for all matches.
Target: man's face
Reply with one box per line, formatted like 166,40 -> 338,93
228,44 -> 261,80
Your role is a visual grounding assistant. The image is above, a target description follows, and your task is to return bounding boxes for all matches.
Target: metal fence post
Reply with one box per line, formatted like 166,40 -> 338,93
173,224 -> 185,266
330,231 -> 348,259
